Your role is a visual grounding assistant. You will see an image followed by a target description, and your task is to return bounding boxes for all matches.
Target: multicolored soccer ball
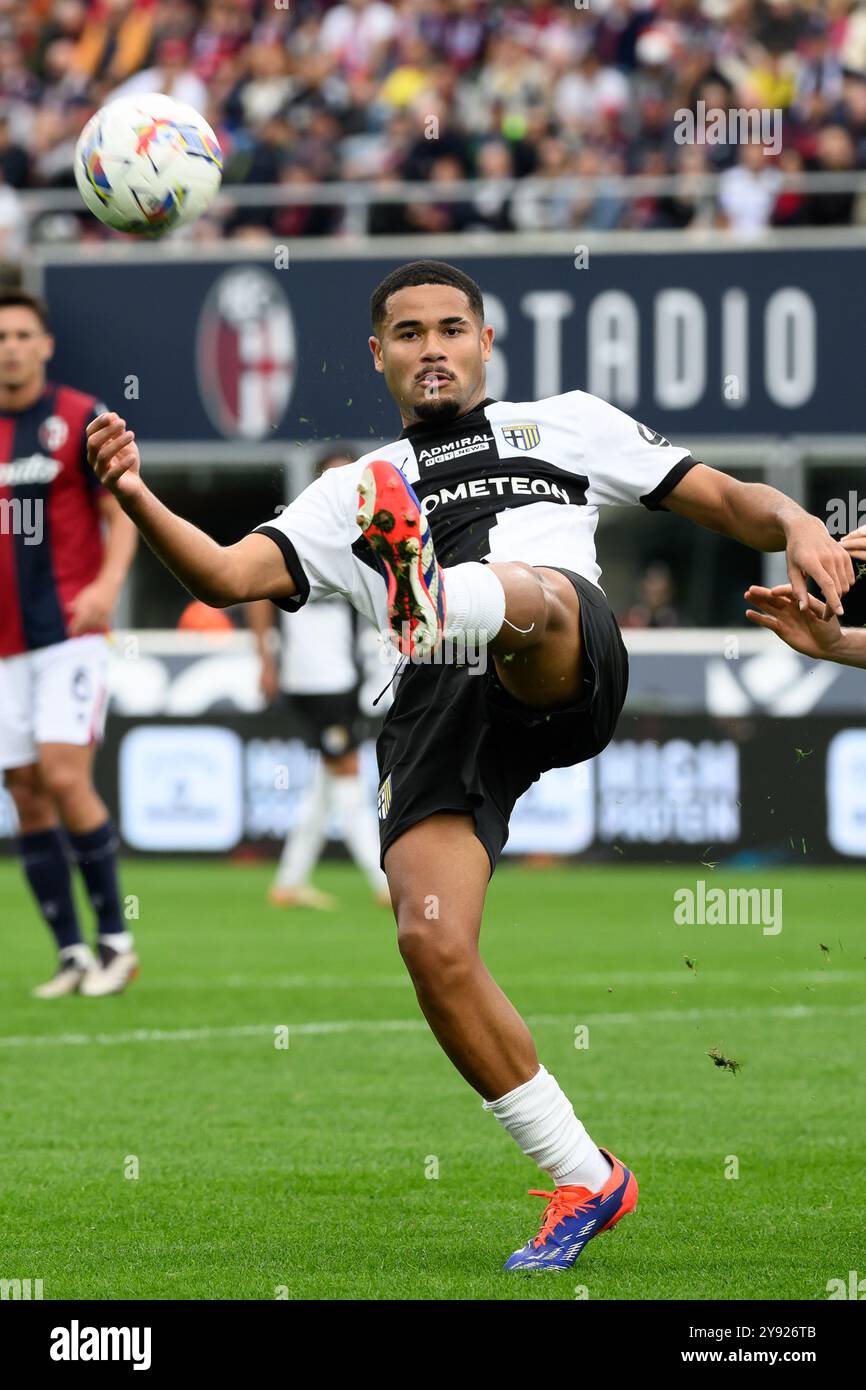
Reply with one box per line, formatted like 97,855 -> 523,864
74,93 -> 223,236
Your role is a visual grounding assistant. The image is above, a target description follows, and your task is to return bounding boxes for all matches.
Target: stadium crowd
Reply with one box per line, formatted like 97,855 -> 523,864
3,0 -> 866,247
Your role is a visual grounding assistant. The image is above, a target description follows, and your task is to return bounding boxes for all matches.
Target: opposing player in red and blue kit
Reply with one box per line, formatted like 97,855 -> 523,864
0,290 -> 138,998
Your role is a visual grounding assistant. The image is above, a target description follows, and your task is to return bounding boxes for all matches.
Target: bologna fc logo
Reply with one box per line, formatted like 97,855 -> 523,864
39,415 -> 69,453
502,423 -> 541,451
196,266 -> 296,440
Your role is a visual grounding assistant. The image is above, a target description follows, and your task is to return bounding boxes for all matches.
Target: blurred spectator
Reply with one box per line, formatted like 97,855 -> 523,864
72,0 -> 154,89
553,48 -> 631,136
511,133 -> 577,231
718,140 -> 783,233
404,151 -> 474,234
0,170 -> 24,258
803,122 -> 858,224
792,15 -> 845,124
569,146 -> 628,231
109,35 -> 208,110
272,160 -> 339,239
0,114 -> 30,188
467,138 -> 515,231
619,562 -> 681,630
318,0 -> 398,78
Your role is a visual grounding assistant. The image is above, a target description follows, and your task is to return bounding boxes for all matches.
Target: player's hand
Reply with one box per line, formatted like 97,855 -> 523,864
744,583 -> 844,660
259,653 -> 280,704
783,516 -> 853,619
840,524 -> 866,562
67,579 -> 116,635
86,412 -> 141,499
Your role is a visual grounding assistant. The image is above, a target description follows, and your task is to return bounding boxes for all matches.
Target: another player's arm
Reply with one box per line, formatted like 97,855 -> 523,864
86,412 -> 297,606
67,491 -> 139,634
662,463 -> 854,617
744,584 -> 866,668
247,599 -> 281,701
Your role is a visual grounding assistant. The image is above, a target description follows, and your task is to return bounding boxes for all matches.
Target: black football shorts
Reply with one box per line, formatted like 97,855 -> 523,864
289,689 -> 362,758
375,568 -> 628,874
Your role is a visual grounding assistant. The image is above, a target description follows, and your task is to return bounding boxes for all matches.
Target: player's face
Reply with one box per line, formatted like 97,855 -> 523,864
369,284 -> 493,427
0,308 -> 53,390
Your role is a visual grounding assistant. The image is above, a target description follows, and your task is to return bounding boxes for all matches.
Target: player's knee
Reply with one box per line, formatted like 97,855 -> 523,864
4,766 -> 54,830
38,758 -> 87,806
535,567 -> 578,638
396,911 -> 478,990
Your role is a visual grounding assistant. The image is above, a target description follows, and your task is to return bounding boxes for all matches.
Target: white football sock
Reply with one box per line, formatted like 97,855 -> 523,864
97,931 -> 134,953
483,1064 -> 613,1191
274,758 -> 330,888
328,771 -> 388,894
442,562 -> 506,646
60,943 -> 96,969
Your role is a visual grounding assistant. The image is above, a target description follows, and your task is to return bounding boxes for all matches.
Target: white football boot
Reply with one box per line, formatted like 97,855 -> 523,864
79,945 -> 140,997
31,944 -> 96,999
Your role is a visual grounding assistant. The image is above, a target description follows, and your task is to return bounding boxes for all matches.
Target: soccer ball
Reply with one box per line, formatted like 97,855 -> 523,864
74,93 -> 223,236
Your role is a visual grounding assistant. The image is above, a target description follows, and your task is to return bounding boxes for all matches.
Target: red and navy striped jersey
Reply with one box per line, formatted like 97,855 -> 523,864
0,382 -> 107,657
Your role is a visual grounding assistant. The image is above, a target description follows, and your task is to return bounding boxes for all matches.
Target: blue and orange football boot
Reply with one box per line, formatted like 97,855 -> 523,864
504,1148 -> 638,1273
356,458 -> 445,659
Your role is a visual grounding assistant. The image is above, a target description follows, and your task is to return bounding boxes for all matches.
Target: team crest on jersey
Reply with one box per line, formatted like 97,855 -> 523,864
377,773 -> 392,821
502,423 -> 541,451
39,415 -> 69,452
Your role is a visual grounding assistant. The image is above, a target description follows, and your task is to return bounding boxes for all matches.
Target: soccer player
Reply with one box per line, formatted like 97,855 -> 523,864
86,260 -> 854,1270
0,289 -> 138,998
745,527 -> 866,667
249,448 -> 390,910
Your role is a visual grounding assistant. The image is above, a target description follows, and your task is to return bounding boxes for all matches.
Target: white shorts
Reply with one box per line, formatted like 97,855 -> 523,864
0,635 -> 110,771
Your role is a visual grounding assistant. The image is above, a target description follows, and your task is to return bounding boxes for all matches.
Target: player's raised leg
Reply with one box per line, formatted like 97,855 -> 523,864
384,813 -> 637,1272
357,458 -> 585,708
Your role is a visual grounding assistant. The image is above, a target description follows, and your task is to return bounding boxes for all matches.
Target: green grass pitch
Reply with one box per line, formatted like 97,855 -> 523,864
1,859 -> 864,1301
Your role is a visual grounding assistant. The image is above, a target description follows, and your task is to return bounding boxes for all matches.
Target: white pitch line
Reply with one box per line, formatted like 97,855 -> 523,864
0,967 -> 856,994
0,1002 -> 864,1050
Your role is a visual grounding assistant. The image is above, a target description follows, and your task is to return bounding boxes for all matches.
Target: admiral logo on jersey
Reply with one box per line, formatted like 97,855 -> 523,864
418,431 -> 494,467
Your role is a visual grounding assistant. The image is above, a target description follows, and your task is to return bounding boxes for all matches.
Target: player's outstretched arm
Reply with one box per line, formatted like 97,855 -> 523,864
662,463 -> 854,618
86,412 -> 296,607
745,584 -> 866,668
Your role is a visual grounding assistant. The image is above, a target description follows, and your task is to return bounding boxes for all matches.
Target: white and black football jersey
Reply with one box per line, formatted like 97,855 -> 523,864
255,390 -> 696,630
279,596 -> 357,695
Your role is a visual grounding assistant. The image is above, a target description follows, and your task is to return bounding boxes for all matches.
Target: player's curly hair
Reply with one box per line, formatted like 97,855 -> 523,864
370,260 -> 484,336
